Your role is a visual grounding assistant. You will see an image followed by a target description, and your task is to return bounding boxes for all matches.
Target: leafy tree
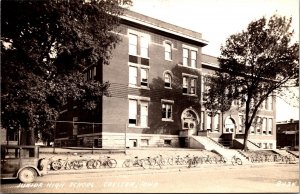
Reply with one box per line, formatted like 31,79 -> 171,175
203,14 -> 299,150
1,0 -> 132,145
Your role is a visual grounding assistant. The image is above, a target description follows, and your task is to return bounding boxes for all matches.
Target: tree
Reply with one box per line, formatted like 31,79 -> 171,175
203,14 -> 299,150
1,0 -> 132,145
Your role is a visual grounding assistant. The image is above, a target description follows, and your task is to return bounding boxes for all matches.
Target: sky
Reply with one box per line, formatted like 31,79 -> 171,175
130,0 -> 299,122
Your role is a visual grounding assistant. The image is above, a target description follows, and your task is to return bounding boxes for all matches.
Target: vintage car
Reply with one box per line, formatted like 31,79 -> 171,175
1,145 -> 44,183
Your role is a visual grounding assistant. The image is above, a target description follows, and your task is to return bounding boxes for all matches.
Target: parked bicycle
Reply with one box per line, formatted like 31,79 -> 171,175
231,155 -> 242,165
122,156 -> 144,168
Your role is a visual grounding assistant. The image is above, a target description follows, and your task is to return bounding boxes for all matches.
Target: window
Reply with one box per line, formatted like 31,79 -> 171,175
182,75 -> 197,95
190,78 -> 196,94
164,139 -> 172,146
183,76 -> 188,94
268,95 -> 273,110
257,143 -> 261,148
200,111 -> 204,130
256,117 -> 261,133
129,66 -> 138,86
140,36 -> 149,58
140,102 -> 148,127
129,99 -> 149,127
129,99 -> 137,125
165,43 -> 172,60
183,48 -> 189,66
250,126 -> 255,133
268,118 -> 273,134
141,139 -> 149,146
269,143 -> 273,149
162,103 -> 172,120
141,68 -> 148,87
262,118 -> 267,134
164,73 -> 172,88
191,50 -> 197,68
129,33 -> 138,55
238,115 -> 244,133
85,66 -> 97,81
182,47 -> 197,68
214,113 -> 220,131
207,114 -> 212,131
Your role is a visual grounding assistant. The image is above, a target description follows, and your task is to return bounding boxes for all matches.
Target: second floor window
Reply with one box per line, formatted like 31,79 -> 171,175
141,68 -> 148,87
162,103 -> 172,120
164,73 -> 172,88
190,78 -> 196,94
183,76 -> 197,95
129,66 -> 138,86
183,76 -> 188,94
165,43 -> 172,60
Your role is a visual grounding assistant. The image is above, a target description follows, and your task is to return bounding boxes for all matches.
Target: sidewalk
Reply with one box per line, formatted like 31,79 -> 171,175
40,146 -> 299,177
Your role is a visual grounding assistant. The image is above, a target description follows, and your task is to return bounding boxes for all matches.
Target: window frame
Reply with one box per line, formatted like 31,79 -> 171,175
129,33 -> 138,56
164,42 -> 172,61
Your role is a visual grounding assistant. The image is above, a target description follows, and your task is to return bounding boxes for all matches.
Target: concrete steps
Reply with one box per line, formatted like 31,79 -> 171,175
190,136 -> 250,164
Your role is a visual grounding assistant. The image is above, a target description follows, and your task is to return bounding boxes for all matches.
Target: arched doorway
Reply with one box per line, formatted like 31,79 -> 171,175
181,108 -> 199,136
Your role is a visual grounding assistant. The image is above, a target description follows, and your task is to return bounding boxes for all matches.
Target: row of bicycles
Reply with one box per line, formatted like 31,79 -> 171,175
120,154 -> 242,169
248,154 -> 297,164
48,156 -> 117,171
44,152 -> 298,171
47,154 -> 245,171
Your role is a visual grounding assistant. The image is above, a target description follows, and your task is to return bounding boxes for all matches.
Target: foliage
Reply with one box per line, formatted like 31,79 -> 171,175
203,14 -> 299,150
1,0 -> 132,145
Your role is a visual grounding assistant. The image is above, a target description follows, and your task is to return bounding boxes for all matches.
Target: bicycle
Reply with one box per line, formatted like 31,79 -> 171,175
201,155 -> 213,164
187,155 -> 200,168
174,155 -> 185,165
98,156 -> 118,168
122,156 -> 144,168
48,156 -> 62,171
231,155 -> 242,165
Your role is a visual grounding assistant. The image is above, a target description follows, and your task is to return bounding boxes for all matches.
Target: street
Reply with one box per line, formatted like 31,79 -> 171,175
1,164 -> 299,193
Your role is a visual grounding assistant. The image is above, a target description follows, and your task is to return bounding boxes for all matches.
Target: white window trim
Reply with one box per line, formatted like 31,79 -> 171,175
127,29 -> 151,59
128,95 -> 150,101
161,100 -> 174,122
163,40 -> 173,61
161,99 -> 174,104
182,73 -> 198,78
182,44 -> 198,51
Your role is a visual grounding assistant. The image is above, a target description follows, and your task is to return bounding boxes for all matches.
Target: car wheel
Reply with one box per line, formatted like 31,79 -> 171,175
19,168 -> 37,183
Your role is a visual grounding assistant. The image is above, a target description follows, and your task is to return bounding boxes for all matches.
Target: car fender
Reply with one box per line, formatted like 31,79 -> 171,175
17,165 -> 42,177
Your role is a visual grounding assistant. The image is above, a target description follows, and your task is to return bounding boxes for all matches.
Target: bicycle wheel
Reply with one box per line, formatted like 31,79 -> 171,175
73,161 -> 84,170
108,159 -> 117,168
231,157 -> 236,165
236,158 -> 242,165
142,159 -> 151,169
168,157 -> 174,165
87,159 -> 95,169
93,160 -> 101,168
122,159 -> 131,168
187,159 -> 193,168
51,161 -> 62,171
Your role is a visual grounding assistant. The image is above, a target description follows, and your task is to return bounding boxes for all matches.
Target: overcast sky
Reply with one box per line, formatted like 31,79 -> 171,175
130,0 -> 299,122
